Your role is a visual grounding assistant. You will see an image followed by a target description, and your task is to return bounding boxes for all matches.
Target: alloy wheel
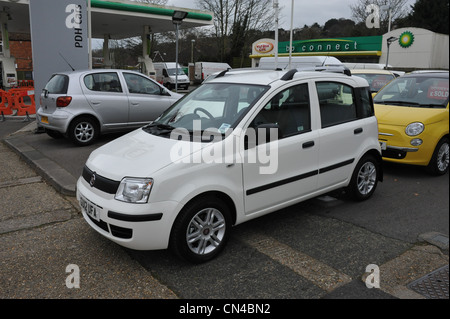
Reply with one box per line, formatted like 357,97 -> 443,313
436,141 -> 449,173
356,161 -> 377,195
74,122 -> 95,143
186,208 -> 226,255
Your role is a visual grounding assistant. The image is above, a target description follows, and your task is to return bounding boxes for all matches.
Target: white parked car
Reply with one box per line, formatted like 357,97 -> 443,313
77,67 -> 383,263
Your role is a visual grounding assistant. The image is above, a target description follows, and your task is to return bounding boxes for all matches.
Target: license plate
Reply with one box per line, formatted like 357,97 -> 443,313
80,196 -> 101,222
379,141 -> 387,151
41,116 -> 49,124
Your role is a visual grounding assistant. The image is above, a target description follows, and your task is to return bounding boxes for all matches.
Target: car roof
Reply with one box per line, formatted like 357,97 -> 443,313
206,67 -> 369,87
351,69 -> 394,75
403,71 -> 449,78
52,69 -> 142,76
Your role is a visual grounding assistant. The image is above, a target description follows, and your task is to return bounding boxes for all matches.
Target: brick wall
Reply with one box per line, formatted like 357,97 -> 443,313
1,33 -> 33,72
10,40 -> 33,71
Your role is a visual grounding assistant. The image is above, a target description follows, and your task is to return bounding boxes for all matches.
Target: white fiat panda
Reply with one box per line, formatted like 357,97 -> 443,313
77,67 -> 383,263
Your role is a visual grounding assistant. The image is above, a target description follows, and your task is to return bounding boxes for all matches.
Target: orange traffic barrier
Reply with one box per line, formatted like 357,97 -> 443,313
17,80 -> 35,88
0,89 -> 13,118
10,88 -> 36,116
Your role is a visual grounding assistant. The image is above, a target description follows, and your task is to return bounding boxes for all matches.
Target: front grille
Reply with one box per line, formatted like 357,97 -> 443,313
382,149 -> 407,159
86,214 -> 133,239
87,214 -> 109,232
110,225 -> 133,239
82,165 -> 120,194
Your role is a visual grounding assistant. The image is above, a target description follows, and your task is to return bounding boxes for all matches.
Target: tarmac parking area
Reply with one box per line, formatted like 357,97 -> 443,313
0,119 -> 448,301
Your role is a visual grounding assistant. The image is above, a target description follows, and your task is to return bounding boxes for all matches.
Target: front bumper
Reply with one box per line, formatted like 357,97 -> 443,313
76,176 -> 180,251
382,144 -> 418,160
378,129 -> 434,166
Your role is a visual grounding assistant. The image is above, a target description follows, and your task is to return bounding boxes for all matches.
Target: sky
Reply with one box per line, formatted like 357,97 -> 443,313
166,0 -> 416,29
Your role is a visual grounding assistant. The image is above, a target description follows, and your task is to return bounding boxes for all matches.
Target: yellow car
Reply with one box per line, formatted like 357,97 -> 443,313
373,71 -> 449,175
351,69 -> 396,93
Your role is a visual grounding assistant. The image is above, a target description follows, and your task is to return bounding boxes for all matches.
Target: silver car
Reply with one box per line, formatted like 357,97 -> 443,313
37,69 -> 182,146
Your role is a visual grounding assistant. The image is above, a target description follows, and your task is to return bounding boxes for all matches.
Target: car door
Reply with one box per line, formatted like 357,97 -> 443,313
81,71 -> 129,131
241,82 -> 320,215
314,80 -> 367,189
122,72 -> 173,128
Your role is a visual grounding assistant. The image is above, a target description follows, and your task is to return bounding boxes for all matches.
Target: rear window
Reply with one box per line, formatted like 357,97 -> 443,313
44,74 -> 69,94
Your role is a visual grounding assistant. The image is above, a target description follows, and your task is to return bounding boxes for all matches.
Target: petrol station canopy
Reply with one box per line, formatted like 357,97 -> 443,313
1,0 -> 214,39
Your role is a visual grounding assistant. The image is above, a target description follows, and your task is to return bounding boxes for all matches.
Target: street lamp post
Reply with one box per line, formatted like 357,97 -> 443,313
172,10 -> 188,92
288,0 -> 294,69
273,0 -> 279,69
191,39 -> 196,64
385,36 -> 398,70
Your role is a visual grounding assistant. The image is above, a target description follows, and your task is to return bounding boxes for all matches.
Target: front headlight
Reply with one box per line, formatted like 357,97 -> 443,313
405,122 -> 424,136
115,178 -> 153,204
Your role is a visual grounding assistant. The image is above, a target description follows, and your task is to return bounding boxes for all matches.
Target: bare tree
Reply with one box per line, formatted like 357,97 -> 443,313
195,0 -> 273,62
350,0 -> 411,32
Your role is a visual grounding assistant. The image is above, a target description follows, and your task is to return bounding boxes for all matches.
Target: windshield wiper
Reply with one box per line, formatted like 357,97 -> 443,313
375,100 -> 420,106
420,103 -> 446,108
142,122 -> 175,136
154,123 -> 176,130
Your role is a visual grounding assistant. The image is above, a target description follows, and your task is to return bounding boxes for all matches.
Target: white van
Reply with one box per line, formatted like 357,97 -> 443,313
195,62 -> 231,83
257,56 -> 343,69
154,62 -> 190,90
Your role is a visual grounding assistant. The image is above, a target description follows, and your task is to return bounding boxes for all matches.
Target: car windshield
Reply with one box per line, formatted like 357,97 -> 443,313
354,73 -> 395,92
167,68 -> 187,76
374,75 -> 449,108
144,82 -> 268,138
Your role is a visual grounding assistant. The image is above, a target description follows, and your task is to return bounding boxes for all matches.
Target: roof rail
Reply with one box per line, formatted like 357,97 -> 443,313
280,66 -> 352,80
314,65 -> 352,76
280,69 -> 298,81
214,68 -> 231,78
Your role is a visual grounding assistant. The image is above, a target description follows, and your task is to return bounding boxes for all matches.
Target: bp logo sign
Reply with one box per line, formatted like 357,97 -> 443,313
399,31 -> 414,48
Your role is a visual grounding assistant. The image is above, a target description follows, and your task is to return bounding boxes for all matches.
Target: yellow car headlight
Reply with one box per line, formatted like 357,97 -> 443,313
405,122 -> 424,136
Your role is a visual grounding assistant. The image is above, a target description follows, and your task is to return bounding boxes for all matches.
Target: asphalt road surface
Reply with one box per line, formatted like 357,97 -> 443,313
1,118 -> 448,304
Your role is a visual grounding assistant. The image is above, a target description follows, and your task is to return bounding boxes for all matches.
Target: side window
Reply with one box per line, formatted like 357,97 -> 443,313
251,83 -> 311,140
316,82 -> 357,128
356,87 -> 374,118
124,73 -> 161,95
84,72 -> 122,92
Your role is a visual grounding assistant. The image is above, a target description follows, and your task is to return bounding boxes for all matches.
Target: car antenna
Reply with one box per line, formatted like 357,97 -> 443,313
321,52 -> 330,66
59,52 -> 75,71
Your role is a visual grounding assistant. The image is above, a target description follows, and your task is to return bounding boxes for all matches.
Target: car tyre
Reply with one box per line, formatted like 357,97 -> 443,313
426,137 -> 449,176
170,196 -> 232,263
347,154 -> 379,201
68,117 -> 99,146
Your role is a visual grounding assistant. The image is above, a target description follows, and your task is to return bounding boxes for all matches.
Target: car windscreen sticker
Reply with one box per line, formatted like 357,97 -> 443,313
427,81 -> 449,100
218,123 -> 231,134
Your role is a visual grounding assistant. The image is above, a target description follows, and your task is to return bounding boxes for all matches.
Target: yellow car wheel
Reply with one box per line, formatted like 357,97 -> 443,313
427,137 -> 449,176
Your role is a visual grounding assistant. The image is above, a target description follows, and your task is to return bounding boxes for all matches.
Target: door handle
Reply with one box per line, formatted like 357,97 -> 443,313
90,100 -> 101,105
354,128 -> 363,134
302,141 -> 315,149
130,102 -> 140,106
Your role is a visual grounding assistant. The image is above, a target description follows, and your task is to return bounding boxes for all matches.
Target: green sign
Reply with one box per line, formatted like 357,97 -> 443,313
279,36 -> 382,54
